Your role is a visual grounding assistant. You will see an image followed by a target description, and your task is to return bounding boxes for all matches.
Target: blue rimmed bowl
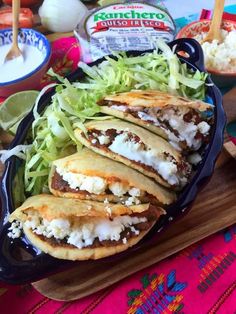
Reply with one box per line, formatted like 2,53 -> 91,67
0,28 -> 51,97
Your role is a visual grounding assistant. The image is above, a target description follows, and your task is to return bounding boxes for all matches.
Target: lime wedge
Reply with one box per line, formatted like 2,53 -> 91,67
0,90 -> 39,134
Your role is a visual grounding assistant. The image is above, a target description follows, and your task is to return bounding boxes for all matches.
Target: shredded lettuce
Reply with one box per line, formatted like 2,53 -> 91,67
77,43 -> 207,100
2,40 -> 208,198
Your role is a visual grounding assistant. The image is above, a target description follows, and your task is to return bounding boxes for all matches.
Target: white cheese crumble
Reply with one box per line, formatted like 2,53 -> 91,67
8,221 -> 23,239
104,198 -> 109,204
57,168 -> 107,194
125,196 -> 141,206
129,187 -> 141,197
111,105 -> 128,111
108,132 -> 186,186
105,206 -> 112,216
56,167 -> 143,200
97,134 -> 111,145
123,237 -> 127,244
130,226 -> 140,235
194,30 -> 236,72
21,215 -> 147,249
80,177 -> 107,195
188,152 -> 202,165
109,181 -> 129,197
198,121 -> 210,134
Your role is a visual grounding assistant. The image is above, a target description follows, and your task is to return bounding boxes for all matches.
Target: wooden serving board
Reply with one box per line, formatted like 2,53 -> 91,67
31,89 -> 236,301
32,159 -> 236,301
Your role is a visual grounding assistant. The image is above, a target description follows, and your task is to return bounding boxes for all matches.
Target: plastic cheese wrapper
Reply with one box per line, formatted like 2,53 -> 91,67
74,1 -> 176,62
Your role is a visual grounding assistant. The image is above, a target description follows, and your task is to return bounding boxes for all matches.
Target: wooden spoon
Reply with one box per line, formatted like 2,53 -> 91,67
202,0 -> 225,43
4,0 -> 23,62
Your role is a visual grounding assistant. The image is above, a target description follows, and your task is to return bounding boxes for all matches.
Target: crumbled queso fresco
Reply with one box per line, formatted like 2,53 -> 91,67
8,216 -> 147,248
194,30 -> 236,72
8,221 -> 23,239
56,167 -> 143,205
107,132 -> 189,186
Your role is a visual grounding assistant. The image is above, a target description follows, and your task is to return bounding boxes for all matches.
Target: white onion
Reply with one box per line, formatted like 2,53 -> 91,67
39,0 -> 88,33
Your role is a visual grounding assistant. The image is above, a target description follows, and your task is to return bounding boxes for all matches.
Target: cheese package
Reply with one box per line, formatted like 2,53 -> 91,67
75,1 -> 176,62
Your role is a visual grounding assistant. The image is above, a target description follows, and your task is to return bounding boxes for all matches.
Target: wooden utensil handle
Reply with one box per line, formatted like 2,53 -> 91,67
211,0 -> 225,35
12,0 -> 20,46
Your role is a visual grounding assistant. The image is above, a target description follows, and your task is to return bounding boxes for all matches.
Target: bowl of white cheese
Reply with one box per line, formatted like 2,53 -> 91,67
0,28 -> 51,97
176,19 -> 236,87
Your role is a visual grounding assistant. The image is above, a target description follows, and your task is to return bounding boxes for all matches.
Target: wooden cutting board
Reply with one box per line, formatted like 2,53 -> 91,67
31,88 -> 236,301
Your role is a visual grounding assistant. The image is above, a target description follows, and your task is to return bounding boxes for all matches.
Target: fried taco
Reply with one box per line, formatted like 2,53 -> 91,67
75,120 -> 192,189
49,149 -> 176,205
98,90 -> 213,151
9,194 -> 164,260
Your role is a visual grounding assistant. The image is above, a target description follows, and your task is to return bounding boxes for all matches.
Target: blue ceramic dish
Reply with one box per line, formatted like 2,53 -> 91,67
0,28 -> 51,97
0,38 -> 226,284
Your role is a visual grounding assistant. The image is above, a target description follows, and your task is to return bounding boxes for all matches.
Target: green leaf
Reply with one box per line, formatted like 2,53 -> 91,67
141,274 -> 151,289
127,289 -> 142,297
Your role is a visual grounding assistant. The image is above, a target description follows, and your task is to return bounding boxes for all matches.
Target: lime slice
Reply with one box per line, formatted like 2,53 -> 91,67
0,90 -> 39,134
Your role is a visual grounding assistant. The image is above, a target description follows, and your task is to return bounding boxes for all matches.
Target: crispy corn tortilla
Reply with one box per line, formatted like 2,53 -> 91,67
49,149 -> 176,205
74,120 -> 184,188
23,226 -> 152,261
101,106 -> 167,138
9,194 -> 160,223
99,89 -> 213,110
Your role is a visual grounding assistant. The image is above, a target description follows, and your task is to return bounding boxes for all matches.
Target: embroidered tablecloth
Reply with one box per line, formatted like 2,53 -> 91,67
1,4 -> 236,314
0,225 -> 236,313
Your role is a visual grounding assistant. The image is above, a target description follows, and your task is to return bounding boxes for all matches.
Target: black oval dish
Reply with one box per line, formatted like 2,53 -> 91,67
0,39 -> 226,284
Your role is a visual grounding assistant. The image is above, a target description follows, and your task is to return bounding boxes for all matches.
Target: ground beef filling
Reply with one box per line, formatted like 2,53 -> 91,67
37,206 -> 160,249
83,129 -> 191,181
51,171 -> 160,205
51,171 -> 89,195
87,129 -> 141,148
